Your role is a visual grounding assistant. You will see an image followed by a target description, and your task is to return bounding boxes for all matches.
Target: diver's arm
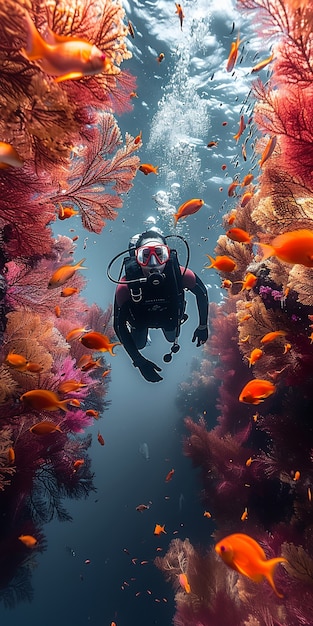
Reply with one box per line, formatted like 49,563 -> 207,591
189,274 -> 209,327
113,300 -> 142,363
113,300 -> 163,382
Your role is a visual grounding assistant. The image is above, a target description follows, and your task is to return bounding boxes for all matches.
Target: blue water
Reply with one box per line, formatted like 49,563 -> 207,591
0,0 -> 267,623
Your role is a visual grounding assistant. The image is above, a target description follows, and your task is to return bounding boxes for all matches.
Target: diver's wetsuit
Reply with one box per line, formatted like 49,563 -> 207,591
113,265 -> 209,366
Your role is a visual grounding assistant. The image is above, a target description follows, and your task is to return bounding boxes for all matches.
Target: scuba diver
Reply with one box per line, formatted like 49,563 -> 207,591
108,229 -> 209,383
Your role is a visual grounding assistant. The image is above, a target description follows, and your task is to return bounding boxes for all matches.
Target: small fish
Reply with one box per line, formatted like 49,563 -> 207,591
66,327 -> 90,342
165,469 -> 175,482
139,163 -> 158,175
237,272 -> 258,291
245,457 -> 253,467
154,524 -> 166,536
241,508 -> 248,521
48,258 -> 87,289
73,459 -> 85,470
206,255 -> 237,272
241,173 -> 254,186
81,357 -> 102,372
22,11 -> 119,82
128,19 -> 135,38
260,330 -> 287,344
136,504 -> 150,512
58,380 -> 87,394
58,206 -> 79,220
21,389 -> 68,412
226,228 -> 253,244
227,181 -> 240,197
134,131 -> 142,145
215,533 -> 287,597
259,229 -> 313,267
8,447 -> 15,463
156,52 -> 165,63
30,420 -> 62,435
221,279 -> 232,289
241,190 -> 254,207
227,210 -> 237,224
207,141 -> 218,148
0,141 -> 24,168
173,198 -> 204,225
18,534 -> 38,548
80,331 -> 120,354
246,348 -> 263,367
233,115 -> 246,142
85,409 -> 99,418
251,53 -> 274,73
54,305 -> 61,317
226,32 -> 241,72
259,135 -> 277,167
178,572 -> 190,593
60,287 -> 80,297
26,362 -> 43,373
293,470 -> 300,481
175,3 -> 185,30
203,511 -> 212,518
5,352 -> 28,371
97,432 -> 105,446
239,379 -> 276,404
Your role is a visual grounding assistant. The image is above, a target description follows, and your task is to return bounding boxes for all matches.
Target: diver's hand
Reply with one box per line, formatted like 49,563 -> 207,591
133,356 -> 163,382
192,325 -> 209,347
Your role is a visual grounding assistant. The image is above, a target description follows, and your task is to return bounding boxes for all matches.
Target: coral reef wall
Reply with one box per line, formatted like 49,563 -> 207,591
156,1 -> 313,624
0,0 -> 139,607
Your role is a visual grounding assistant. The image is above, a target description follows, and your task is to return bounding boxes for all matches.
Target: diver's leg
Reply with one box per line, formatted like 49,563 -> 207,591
131,327 -> 148,349
162,328 -> 177,343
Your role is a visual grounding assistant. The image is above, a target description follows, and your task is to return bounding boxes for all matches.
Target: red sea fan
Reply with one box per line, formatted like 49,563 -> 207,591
50,112 -> 140,233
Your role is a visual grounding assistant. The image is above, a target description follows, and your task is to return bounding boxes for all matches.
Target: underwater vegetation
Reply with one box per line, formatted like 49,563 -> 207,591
158,0 -> 313,624
0,0 -> 139,607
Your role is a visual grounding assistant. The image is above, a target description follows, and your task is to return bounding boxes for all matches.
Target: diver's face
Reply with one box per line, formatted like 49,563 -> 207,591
137,239 -> 167,277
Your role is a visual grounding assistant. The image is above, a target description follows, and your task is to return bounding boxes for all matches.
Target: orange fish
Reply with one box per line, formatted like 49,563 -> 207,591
237,272 -> 257,291
97,432 -> 105,446
128,19 -> 135,38
175,3 -> 185,30
241,190 -> 254,207
85,409 -> 99,418
246,348 -> 263,367
226,228 -> 253,244
26,362 -> 43,373
241,173 -> 254,186
203,510 -> 212,518
178,573 -> 190,593
156,53 -> 165,63
221,279 -> 232,289
80,331 -> 120,355
73,459 -> 85,470
233,115 -> 246,142
18,534 -> 38,548
165,468 -> 175,482
154,524 -> 166,536
22,11 -> 119,82
260,330 -> 287,344
21,389 -> 68,412
227,181 -> 240,197
215,533 -> 287,597
58,380 -> 87,394
134,131 -> 142,145
5,353 -> 28,371
48,258 -> 87,289
227,210 -> 237,225
239,379 -> 276,404
207,141 -> 218,148
69,398 -> 81,407
0,141 -> 24,168
226,33 -> 241,72
259,229 -> 313,267
58,206 -> 79,220
81,357 -> 102,372
30,420 -> 62,435
60,287 -> 80,297
206,255 -> 236,272
66,327 -> 89,342
139,163 -> 158,175
251,53 -> 274,73
8,447 -> 15,463
173,198 -> 204,225
54,305 -> 61,317
259,135 -> 277,167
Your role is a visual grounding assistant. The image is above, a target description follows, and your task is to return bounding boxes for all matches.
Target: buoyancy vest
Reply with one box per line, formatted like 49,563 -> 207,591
123,250 -> 185,332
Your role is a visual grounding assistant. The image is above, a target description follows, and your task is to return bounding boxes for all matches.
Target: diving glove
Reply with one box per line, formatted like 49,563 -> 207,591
133,356 -> 163,383
192,325 -> 209,346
